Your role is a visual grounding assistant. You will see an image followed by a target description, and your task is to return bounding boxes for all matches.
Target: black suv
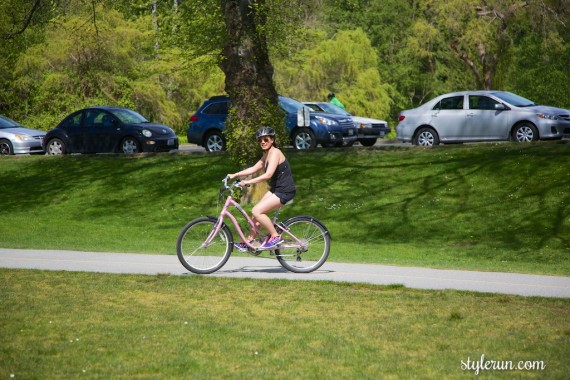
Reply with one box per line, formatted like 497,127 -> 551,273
187,95 -> 357,151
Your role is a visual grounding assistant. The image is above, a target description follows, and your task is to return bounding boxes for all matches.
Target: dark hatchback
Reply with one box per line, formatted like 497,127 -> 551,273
43,106 -> 179,155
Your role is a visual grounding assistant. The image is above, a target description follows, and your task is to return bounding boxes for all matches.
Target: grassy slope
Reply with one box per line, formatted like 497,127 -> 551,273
1,141 -> 569,274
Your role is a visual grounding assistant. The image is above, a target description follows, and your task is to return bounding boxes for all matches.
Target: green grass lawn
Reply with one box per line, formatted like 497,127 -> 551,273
1,141 -> 569,275
1,269 -> 569,379
2,142 -> 569,378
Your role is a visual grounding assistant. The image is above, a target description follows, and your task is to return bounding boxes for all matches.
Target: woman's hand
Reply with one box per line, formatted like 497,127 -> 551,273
227,173 -> 237,179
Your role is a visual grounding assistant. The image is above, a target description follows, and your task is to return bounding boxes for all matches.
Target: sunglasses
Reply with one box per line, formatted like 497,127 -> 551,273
258,137 -> 273,143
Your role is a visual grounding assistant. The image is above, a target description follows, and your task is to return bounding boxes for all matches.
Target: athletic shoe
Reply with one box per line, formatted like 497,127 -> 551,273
233,241 -> 252,252
259,236 -> 283,250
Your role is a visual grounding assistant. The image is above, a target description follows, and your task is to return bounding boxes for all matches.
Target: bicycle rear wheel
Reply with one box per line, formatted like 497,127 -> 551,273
176,217 -> 232,274
275,216 -> 330,273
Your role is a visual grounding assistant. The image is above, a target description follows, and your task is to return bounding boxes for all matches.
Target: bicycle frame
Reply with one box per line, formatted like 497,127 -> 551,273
203,182 -> 302,252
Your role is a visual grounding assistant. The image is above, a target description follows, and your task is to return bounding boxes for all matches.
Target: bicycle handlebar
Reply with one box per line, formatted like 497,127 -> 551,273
222,176 -> 249,193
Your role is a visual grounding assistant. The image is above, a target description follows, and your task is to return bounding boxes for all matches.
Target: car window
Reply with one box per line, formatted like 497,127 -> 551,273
492,92 -> 536,107
110,108 -> 149,124
0,115 -> 21,129
279,96 -> 305,113
305,104 -> 321,112
92,110 -> 116,128
203,101 -> 229,115
433,96 -> 464,110
315,103 -> 351,116
83,109 -> 106,127
61,112 -> 84,128
469,96 -> 499,110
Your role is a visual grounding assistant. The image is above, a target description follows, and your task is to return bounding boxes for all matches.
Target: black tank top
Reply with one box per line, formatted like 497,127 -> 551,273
269,160 -> 296,194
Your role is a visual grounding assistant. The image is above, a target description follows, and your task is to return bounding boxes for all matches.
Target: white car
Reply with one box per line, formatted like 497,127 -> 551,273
304,102 -> 390,146
396,91 -> 570,146
0,115 -> 46,155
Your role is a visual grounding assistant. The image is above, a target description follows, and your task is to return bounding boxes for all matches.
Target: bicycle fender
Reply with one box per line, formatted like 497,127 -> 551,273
282,215 -> 331,239
206,215 -> 233,242
206,215 -> 230,228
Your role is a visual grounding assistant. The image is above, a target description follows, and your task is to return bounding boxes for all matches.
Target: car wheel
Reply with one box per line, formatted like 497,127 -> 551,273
512,123 -> 538,142
0,139 -> 14,155
121,137 -> 141,154
359,138 -> 377,147
204,131 -> 225,152
413,127 -> 439,146
292,128 -> 316,149
46,138 -> 66,155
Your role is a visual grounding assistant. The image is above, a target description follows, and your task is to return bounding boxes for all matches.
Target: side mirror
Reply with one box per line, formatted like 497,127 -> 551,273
494,103 -> 507,110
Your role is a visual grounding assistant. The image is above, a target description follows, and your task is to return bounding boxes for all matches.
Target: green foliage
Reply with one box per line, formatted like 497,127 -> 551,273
226,95 -> 286,167
321,0 -> 570,115
1,0 -> 569,136
2,2 -> 212,133
274,29 -> 393,120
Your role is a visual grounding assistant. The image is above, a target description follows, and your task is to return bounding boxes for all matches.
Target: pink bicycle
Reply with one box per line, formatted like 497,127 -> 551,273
176,176 -> 330,274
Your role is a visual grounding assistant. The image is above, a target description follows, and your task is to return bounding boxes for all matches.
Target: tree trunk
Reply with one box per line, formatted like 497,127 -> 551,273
219,0 -> 282,166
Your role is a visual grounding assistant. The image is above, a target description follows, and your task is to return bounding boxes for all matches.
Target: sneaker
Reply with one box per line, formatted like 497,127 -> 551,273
233,241 -> 252,252
259,236 -> 284,250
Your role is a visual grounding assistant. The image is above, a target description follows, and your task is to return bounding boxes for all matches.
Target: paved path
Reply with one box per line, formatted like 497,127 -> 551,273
1,248 -> 569,298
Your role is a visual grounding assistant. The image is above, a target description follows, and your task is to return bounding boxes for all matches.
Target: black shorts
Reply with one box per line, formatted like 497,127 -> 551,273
274,190 -> 296,205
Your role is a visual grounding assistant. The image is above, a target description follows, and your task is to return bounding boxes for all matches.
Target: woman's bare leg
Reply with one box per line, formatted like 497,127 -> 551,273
250,192 -> 282,238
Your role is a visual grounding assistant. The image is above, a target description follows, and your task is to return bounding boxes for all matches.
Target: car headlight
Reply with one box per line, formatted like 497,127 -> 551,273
537,113 -> 559,120
358,123 -> 372,129
314,116 -> 337,126
142,129 -> 153,137
14,134 -> 34,142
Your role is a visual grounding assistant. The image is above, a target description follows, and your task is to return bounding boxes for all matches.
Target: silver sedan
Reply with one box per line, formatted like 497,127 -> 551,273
396,91 -> 570,146
0,115 -> 46,155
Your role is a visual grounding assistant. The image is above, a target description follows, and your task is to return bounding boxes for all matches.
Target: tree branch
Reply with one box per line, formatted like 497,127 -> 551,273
1,0 -> 42,39
450,41 -> 483,87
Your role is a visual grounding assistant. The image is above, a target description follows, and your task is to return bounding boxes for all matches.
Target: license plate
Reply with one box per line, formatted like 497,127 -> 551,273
167,139 -> 174,146
379,132 -> 385,137
349,129 -> 354,136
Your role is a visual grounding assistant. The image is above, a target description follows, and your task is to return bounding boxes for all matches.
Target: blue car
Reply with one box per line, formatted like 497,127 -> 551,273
187,95 -> 357,151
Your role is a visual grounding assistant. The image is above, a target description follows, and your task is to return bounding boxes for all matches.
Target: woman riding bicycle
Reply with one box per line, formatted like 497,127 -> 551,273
227,126 -> 296,250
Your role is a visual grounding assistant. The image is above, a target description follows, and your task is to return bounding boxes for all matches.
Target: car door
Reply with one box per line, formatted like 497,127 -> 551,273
60,111 -> 87,152
90,110 -> 121,152
466,95 -> 510,140
430,95 -> 467,140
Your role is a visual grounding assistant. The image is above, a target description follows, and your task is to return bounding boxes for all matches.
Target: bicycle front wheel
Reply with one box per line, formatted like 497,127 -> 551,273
176,217 -> 232,274
276,216 -> 330,273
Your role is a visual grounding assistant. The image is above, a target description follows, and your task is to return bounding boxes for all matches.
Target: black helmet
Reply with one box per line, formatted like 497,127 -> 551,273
256,126 -> 276,140
327,92 -> 335,99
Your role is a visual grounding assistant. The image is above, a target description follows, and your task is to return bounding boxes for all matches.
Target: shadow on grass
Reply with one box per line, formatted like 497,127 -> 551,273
289,142 -> 570,254
1,142 -> 569,260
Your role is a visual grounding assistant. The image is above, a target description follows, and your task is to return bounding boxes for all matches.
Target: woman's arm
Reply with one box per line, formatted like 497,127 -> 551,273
241,150 -> 281,186
228,158 -> 264,179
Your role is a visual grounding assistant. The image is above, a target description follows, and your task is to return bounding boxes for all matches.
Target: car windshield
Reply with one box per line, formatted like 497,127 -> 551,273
279,96 -> 307,113
0,115 -> 22,129
109,108 -> 149,124
311,103 -> 351,116
492,92 -> 537,107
